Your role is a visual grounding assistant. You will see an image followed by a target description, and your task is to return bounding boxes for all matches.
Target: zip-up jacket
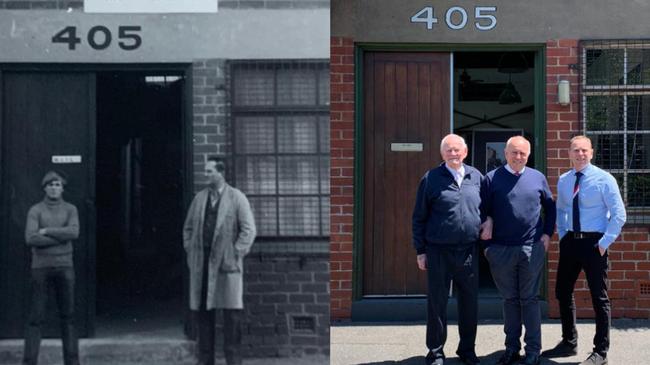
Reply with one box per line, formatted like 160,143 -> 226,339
412,163 -> 483,254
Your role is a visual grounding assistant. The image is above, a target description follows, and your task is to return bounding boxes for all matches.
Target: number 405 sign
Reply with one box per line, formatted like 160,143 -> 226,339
411,6 -> 497,31
52,26 -> 142,51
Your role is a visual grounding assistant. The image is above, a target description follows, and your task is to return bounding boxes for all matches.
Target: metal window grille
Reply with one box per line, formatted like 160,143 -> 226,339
230,60 -> 330,238
580,40 -> 650,224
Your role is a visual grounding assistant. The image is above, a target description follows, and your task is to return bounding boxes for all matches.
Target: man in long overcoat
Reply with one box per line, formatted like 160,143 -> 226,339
183,157 -> 256,365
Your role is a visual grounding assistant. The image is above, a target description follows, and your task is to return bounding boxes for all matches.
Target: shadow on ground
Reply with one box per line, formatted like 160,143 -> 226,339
355,351 -> 581,365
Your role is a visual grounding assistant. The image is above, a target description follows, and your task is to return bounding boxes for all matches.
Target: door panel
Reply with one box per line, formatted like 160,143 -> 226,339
363,52 -> 450,296
1,72 -> 95,337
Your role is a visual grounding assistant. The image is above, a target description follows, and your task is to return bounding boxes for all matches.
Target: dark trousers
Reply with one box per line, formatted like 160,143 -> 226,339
555,234 -> 610,357
196,247 -> 243,365
425,244 -> 478,356
486,242 -> 545,355
23,267 -> 79,365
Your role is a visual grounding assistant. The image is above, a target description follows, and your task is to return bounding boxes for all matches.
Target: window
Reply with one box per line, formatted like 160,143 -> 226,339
581,40 -> 650,223
231,61 -> 330,237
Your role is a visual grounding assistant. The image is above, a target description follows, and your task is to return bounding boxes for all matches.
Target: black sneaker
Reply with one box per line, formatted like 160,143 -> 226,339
518,353 -> 540,365
541,340 -> 578,358
580,352 -> 607,365
456,350 -> 480,365
496,349 -> 521,365
425,350 -> 445,365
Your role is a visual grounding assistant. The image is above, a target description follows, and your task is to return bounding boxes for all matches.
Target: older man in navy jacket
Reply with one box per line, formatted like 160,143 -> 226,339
412,134 -> 485,365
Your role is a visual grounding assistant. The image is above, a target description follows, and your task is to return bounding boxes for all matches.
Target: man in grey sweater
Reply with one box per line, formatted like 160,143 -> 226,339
23,171 -> 80,365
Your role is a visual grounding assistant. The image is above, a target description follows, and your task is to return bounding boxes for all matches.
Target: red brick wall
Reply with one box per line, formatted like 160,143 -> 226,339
329,37 -> 650,320
330,36 -> 355,320
545,39 -> 650,319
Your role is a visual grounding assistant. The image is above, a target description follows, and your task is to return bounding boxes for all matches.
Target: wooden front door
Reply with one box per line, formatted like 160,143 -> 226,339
0,72 -> 96,337
362,52 -> 450,296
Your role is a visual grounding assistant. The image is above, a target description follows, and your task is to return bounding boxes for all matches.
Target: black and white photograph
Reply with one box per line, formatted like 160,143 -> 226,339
0,1 -> 330,364
472,129 -> 523,174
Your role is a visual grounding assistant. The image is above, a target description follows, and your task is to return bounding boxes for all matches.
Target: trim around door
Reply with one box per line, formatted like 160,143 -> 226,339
352,43 -> 547,304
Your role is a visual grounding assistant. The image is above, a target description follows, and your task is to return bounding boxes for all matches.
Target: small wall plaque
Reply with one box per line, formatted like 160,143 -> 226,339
52,155 -> 82,164
390,143 -> 423,152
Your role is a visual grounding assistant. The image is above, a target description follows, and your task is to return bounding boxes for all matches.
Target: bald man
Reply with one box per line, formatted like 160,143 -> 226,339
480,136 -> 556,365
412,134 -> 484,365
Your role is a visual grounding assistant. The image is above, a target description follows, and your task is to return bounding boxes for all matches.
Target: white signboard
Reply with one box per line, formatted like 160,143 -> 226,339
391,143 -> 423,152
52,155 -> 82,164
85,0 -> 218,13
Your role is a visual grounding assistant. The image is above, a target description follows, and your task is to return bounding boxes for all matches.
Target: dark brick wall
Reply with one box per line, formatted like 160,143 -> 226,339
211,253 -> 330,357
0,0 -> 329,10
192,59 -> 229,188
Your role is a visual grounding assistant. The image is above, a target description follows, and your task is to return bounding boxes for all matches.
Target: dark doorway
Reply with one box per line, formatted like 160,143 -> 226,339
453,51 -> 537,294
95,72 -> 185,335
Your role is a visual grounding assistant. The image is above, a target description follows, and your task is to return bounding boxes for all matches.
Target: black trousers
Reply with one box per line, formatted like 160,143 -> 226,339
555,234 -> 610,356
23,267 -> 79,365
425,244 -> 478,356
196,246 -> 243,365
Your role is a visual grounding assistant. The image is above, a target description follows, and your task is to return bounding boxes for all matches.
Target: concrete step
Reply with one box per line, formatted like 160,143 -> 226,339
0,338 -> 195,364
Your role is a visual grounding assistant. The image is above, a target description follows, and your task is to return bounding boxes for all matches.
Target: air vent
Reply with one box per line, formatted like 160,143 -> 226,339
292,316 -> 316,332
639,281 -> 650,297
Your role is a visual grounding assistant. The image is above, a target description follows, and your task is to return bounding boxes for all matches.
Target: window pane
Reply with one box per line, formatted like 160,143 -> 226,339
277,68 -> 316,105
235,156 -> 277,194
585,96 -> 622,131
586,49 -> 624,85
279,197 -> 320,236
319,68 -> 330,106
319,115 -> 330,153
249,197 -> 277,236
235,117 -> 275,154
233,67 -> 274,106
628,134 -> 650,170
591,134 -> 624,169
627,95 -> 650,130
321,197 -> 330,236
627,49 -> 650,85
278,156 -> 319,194
278,116 -> 318,153
320,156 -> 330,195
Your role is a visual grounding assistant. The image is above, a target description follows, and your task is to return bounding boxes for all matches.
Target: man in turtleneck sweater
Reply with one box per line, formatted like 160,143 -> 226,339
23,171 -> 80,365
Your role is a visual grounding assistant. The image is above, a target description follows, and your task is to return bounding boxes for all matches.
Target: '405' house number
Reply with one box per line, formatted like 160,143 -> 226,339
410,6 -> 497,31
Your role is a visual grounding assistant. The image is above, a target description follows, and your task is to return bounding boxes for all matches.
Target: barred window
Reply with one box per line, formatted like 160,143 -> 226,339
581,40 -> 650,224
231,61 -> 330,237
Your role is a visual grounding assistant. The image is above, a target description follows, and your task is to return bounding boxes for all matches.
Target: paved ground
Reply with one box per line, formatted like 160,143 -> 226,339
85,357 -> 329,365
331,319 -> 650,364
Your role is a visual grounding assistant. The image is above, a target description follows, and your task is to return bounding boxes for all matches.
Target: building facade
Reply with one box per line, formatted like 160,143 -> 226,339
331,0 -> 650,321
0,0 -> 330,359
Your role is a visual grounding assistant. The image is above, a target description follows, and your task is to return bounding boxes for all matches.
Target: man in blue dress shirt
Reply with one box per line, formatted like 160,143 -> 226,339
542,135 -> 626,365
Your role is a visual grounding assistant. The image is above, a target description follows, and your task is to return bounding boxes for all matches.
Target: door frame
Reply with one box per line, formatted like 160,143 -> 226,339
353,43 -> 547,301
0,63 -> 194,337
